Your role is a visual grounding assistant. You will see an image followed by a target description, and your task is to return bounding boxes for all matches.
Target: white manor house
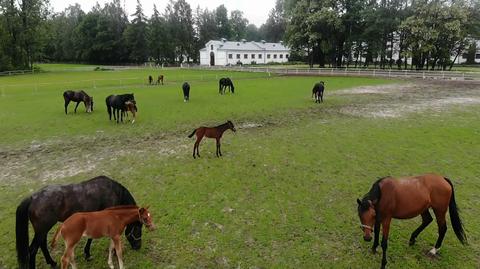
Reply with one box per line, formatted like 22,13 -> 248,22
200,39 -> 290,66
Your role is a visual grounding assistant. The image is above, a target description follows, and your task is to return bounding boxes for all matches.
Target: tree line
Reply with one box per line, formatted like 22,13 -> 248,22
285,0 -> 480,70
0,0 -> 285,71
0,0 -> 479,71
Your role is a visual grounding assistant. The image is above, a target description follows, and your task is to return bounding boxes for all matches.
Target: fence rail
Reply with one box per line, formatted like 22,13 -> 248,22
192,66 -> 480,81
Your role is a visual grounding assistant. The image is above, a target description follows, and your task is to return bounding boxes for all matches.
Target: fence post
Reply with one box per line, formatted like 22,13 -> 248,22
422,71 -> 425,79
373,69 -> 375,77
388,70 -> 391,77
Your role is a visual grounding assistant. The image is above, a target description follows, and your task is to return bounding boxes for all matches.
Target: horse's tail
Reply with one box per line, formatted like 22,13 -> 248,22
219,80 -> 222,93
188,129 -> 197,138
106,97 -> 112,119
445,177 -> 467,245
50,224 -> 63,250
16,197 -> 31,269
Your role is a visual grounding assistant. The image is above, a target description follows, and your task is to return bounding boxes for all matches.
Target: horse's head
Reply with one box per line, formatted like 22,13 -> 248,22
357,198 -> 376,242
227,120 -> 236,132
125,221 -> 143,250
139,206 -> 155,231
85,96 -> 93,113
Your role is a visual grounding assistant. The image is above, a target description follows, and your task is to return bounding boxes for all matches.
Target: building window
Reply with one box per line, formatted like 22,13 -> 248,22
210,45 -> 213,50
236,54 -> 240,59
267,54 -> 271,59
273,54 -> 277,59
476,54 -> 480,59
286,54 -> 289,59
244,54 -> 248,59
229,54 -> 233,59
280,54 -> 283,59
251,54 -> 255,59
258,54 -> 262,59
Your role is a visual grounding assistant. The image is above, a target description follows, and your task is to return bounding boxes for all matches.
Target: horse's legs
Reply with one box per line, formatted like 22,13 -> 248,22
39,234 -> 57,267
84,238 -> 93,261
321,91 -> 324,102
380,217 -> 392,269
29,233 -> 42,268
215,138 -> 220,157
429,208 -> 448,255
194,136 -> 202,158
61,242 -> 75,269
74,102 -> 80,113
409,210 -> 433,246
108,239 -> 115,269
372,220 -> 381,253
116,109 -> 120,123
64,100 -> 70,114
113,236 -> 124,269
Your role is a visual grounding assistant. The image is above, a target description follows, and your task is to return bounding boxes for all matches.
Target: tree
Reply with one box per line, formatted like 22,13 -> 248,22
215,4 -> 231,39
230,10 -> 248,40
147,4 -> 170,64
262,0 -> 286,42
166,0 -> 195,63
124,0 -> 148,63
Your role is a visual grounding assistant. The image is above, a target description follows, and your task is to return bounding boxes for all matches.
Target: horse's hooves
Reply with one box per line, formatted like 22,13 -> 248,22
409,240 -> 415,246
50,262 -> 59,269
85,255 -> 93,262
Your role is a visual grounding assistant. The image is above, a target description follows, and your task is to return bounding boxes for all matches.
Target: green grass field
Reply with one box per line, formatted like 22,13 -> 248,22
1,65 -> 479,268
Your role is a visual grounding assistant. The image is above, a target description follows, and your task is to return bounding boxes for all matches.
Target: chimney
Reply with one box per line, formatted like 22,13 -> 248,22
241,39 -> 246,43
261,40 -> 266,44
221,38 -> 227,43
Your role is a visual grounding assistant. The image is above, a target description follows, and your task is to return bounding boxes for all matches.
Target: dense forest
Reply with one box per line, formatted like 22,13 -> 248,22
0,0 -> 479,71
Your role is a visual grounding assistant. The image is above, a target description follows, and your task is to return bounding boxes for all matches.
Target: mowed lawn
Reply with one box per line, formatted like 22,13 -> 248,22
0,66 -> 479,269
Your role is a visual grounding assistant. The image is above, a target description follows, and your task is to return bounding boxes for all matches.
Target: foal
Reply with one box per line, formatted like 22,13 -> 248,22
51,205 -> 154,269
188,121 -> 236,158
157,75 -> 164,85
123,100 -> 137,123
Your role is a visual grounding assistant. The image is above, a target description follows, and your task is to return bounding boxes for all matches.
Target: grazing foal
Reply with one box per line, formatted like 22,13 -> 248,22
157,75 -> 164,85
123,100 -> 137,123
188,121 -> 236,158
51,205 -> 155,269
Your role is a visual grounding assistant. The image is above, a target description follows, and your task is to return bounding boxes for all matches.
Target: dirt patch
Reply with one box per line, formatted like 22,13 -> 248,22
335,81 -> 480,118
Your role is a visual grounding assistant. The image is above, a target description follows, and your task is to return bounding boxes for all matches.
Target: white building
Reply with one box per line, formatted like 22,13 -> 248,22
200,39 -> 291,66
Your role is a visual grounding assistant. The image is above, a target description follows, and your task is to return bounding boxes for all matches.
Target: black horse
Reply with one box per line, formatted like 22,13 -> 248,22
219,78 -> 234,94
106,93 -> 135,123
182,82 -> 190,102
63,90 -> 93,114
16,176 -> 143,269
311,81 -> 325,103
148,75 -> 153,85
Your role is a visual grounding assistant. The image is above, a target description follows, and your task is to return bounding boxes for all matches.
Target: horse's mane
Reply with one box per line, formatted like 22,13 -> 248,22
358,176 -> 389,213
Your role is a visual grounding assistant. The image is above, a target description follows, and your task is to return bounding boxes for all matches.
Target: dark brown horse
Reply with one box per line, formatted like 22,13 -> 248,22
63,90 -> 93,114
311,81 -> 324,103
357,174 -> 467,269
219,78 -> 234,94
51,205 -> 155,269
157,75 -> 164,85
188,121 -> 236,158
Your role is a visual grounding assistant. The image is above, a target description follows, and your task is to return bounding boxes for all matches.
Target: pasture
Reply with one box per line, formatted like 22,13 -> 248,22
1,66 -> 479,268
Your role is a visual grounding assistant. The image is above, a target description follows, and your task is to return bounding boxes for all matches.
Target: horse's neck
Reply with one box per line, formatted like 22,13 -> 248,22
217,124 -> 229,133
110,208 -> 139,225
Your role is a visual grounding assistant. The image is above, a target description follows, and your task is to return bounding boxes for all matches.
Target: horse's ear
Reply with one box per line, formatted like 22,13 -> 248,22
357,199 -> 362,206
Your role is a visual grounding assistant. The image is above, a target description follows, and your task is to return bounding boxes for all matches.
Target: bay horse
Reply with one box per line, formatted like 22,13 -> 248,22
51,205 -> 155,269
219,78 -> 234,94
182,82 -> 190,102
311,81 -> 324,103
357,174 -> 467,269
106,93 -> 135,123
63,90 -> 93,114
157,75 -> 164,85
188,120 -> 236,158
16,176 -> 143,269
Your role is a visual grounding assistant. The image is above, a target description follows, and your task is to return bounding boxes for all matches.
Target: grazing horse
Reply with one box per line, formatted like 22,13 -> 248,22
51,205 -> 155,269
16,176 -> 143,269
311,81 -> 324,103
63,90 -> 93,114
123,100 -> 137,123
219,78 -> 234,94
182,82 -> 190,102
106,93 -> 135,123
357,174 -> 467,269
157,75 -> 164,85
188,121 -> 236,158
148,75 -> 153,85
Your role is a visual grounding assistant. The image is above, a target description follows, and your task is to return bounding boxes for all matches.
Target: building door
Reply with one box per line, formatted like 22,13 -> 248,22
210,52 -> 215,66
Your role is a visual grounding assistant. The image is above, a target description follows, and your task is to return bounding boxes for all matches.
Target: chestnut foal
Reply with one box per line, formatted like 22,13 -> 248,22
51,205 -> 155,269
188,120 -> 236,158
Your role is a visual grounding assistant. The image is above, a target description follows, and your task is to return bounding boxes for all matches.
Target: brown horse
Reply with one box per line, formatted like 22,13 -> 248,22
157,75 -> 164,85
357,174 -> 467,269
123,100 -> 137,123
63,90 -> 93,114
51,205 -> 155,269
188,121 -> 236,158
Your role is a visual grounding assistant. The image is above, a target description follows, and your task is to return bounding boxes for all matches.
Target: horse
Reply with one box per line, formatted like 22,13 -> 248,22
188,120 -> 236,158
157,75 -> 164,85
219,78 -> 234,94
63,90 -> 93,114
182,82 -> 190,102
16,176 -> 143,269
123,100 -> 137,123
311,81 -> 324,103
357,174 -> 467,269
106,93 -> 135,123
148,75 -> 153,85
51,205 -> 155,269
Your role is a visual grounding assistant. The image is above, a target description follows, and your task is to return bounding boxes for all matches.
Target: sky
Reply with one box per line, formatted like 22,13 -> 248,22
48,0 -> 277,26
